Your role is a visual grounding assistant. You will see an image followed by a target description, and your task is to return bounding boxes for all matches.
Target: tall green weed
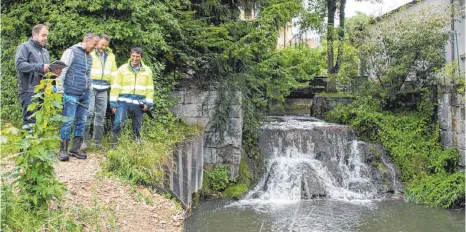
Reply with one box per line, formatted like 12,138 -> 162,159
103,120 -> 203,186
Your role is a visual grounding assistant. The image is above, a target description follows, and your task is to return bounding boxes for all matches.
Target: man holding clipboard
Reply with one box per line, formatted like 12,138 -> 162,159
15,24 -> 63,131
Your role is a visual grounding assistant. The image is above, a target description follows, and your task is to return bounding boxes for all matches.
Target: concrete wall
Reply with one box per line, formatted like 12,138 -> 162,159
171,86 -> 243,179
163,134 -> 204,209
438,86 -> 465,167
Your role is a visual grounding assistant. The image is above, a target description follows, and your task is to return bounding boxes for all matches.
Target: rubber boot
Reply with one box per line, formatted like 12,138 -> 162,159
93,126 -> 107,151
110,132 -> 119,149
82,125 -> 91,150
58,140 -> 69,161
69,136 -> 87,159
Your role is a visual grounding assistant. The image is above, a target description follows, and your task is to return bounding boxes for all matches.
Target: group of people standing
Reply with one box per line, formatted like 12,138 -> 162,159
15,24 -> 154,161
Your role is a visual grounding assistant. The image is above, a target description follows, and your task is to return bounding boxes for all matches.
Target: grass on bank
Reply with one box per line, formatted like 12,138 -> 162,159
102,119 -> 203,186
1,178 -> 119,232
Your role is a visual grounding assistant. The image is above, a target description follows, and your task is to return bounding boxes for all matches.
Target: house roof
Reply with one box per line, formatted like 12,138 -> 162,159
373,0 -> 419,22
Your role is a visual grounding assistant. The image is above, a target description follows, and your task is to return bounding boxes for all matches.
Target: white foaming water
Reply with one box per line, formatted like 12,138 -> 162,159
381,154 -> 402,194
234,117 -> 387,207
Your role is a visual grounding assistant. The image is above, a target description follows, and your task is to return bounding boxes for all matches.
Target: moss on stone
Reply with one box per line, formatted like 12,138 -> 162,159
223,183 -> 249,198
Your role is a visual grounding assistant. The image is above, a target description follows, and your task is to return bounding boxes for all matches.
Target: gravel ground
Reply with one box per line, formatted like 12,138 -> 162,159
53,154 -> 185,232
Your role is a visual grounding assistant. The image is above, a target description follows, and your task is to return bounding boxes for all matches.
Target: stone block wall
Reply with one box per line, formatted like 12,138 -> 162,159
171,87 -> 243,178
268,98 -> 313,115
438,86 -> 465,167
310,96 -> 354,119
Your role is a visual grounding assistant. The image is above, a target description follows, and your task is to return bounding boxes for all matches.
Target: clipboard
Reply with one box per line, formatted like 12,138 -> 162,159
49,60 -> 67,73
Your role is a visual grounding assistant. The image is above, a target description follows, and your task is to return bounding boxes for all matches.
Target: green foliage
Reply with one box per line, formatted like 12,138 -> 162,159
103,121 -> 202,185
236,156 -> 252,186
0,78 -> 119,230
257,46 -> 324,101
223,184 -> 249,198
162,192 -> 183,210
223,158 -> 251,197
202,159 -> 252,198
407,172 -> 465,209
436,60 -> 465,92
1,179 -> 119,231
326,96 -> 463,208
1,181 -> 77,231
326,6 -> 464,209
1,2 -> 323,182
320,39 -> 358,86
1,78 -> 66,209
202,165 -> 230,195
358,6 -> 451,106
1,0 -> 200,123
345,12 -> 373,47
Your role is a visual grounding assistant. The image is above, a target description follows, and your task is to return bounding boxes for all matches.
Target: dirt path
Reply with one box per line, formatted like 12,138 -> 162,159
53,154 -> 185,232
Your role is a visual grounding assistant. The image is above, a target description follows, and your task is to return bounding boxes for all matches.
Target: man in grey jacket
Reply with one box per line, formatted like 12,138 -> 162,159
15,24 -> 61,131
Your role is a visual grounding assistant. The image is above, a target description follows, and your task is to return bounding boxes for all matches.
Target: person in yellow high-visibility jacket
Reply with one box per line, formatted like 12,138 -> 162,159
110,47 -> 154,147
83,34 -> 118,151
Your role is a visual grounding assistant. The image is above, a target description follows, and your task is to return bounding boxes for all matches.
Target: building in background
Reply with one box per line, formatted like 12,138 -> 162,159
375,0 -> 465,76
239,1 -> 322,49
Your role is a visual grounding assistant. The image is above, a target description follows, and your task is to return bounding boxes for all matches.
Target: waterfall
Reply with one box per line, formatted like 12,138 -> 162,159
380,154 -> 403,194
243,116 -> 400,203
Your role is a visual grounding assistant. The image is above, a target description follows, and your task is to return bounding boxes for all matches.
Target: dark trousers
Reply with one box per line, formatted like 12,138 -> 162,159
19,92 -> 38,130
112,102 -> 143,139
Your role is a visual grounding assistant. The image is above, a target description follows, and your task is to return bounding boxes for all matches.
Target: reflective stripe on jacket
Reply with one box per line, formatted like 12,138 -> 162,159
90,48 -> 117,90
110,60 -> 154,109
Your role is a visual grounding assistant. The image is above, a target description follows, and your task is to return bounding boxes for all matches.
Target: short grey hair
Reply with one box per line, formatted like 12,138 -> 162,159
83,32 -> 99,41
100,34 -> 111,42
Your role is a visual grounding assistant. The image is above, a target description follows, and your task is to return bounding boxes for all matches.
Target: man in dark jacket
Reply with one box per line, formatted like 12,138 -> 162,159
15,24 -> 60,131
56,33 -> 99,161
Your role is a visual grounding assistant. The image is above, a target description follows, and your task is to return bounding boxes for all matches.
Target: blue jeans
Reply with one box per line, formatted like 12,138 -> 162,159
60,92 -> 90,140
86,89 -> 108,128
112,102 -> 143,139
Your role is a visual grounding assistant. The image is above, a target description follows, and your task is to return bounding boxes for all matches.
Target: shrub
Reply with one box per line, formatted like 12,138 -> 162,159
407,172 -> 465,208
326,96 -> 463,208
202,165 -> 230,196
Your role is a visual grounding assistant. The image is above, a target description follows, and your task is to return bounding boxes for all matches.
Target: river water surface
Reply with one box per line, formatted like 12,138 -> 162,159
185,198 -> 465,232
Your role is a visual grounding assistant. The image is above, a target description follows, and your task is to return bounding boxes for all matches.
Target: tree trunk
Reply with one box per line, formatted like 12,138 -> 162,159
326,0 -> 346,92
326,0 -> 336,74
334,0 -> 346,73
326,0 -> 337,91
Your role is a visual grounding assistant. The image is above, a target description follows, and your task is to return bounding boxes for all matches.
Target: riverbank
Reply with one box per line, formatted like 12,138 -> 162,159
1,153 -> 185,231
53,153 -> 184,231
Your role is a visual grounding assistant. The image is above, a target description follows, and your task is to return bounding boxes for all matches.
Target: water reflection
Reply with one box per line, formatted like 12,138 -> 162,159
185,199 -> 465,232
